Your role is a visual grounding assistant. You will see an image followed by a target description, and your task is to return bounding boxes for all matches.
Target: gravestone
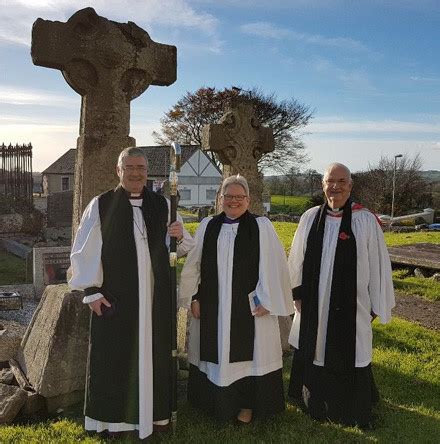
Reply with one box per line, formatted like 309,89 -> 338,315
33,246 -> 71,297
202,101 -> 292,351
201,101 -> 274,215
13,7 -> 178,414
45,190 -> 73,242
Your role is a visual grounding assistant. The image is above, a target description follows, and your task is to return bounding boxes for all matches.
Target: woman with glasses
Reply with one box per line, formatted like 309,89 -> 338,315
180,175 -> 294,424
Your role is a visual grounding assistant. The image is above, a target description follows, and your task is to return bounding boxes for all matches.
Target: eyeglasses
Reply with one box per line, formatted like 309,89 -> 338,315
222,194 -> 248,201
323,179 -> 350,186
123,166 -> 147,172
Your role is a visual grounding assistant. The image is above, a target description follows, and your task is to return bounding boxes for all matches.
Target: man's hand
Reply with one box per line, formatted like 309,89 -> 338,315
89,297 -> 111,316
253,304 -> 269,317
294,300 -> 302,313
191,300 -> 200,319
168,221 -> 183,241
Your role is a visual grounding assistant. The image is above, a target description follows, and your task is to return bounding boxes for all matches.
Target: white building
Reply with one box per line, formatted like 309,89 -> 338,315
141,145 -> 222,208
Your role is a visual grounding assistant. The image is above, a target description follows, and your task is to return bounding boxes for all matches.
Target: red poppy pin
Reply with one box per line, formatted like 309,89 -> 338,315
339,231 -> 350,240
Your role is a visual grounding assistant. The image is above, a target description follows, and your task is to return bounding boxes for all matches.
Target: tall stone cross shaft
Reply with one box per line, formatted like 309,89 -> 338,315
31,7 -> 176,235
201,102 -> 274,215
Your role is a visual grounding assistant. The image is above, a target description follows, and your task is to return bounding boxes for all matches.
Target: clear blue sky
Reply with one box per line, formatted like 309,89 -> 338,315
1,0 -> 439,173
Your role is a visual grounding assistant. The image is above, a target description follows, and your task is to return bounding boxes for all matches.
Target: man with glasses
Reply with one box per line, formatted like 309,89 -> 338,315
69,146 -> 194,439
287,163 -> 395,428
180,175 -> 294,424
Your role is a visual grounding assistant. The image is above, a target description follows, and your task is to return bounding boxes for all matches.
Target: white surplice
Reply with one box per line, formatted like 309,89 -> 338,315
179,216 -> 294,387
287,206 -> 395,368
69,196 -> 194,439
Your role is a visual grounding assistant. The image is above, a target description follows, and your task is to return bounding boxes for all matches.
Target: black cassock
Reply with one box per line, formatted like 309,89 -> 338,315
70,187 -> 172,435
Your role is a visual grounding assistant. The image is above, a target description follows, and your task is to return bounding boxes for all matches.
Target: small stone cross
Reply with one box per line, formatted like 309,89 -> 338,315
201,102 -> 274,214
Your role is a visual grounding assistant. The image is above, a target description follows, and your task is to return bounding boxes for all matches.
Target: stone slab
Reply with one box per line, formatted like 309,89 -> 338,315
0,368 -> 14,385
33,246 -> 71,297
0,321 -> 26,362
16,284 -> 89,403
388,243 -> 440,271
1,239 -> 32,259
0,383 -> 27,424
21,390 -> 46,416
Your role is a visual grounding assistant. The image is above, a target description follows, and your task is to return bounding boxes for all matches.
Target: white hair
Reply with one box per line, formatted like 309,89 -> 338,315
221,174 -> 250,196
117,146 -> 148,168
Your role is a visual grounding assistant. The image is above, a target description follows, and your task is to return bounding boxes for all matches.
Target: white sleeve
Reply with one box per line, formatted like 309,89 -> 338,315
69,197 -> 103,303
254,217 -> 294,316
178,217 -> 211,309
287,207 -> 318,291
366,214 -> 395,323
176,212 -> 195,258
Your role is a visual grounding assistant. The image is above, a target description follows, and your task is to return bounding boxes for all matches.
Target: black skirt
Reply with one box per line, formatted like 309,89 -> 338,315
288,348 -> 379,427
188,365 -> 285,421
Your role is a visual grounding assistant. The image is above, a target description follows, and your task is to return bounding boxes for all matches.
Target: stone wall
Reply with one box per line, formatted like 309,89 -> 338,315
47,190 -> 73,228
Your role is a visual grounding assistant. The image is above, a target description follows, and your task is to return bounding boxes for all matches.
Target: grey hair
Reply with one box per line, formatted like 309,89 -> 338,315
323,163 -> 352,183
221,174 -> 250,196
117,146 -> 148,168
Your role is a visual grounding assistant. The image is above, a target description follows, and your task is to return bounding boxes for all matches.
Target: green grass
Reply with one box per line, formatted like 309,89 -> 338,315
1,318 -> 438,443
0,249 -> 31,285
392,269 -> 440,301
384,231 -> 440,246
271,195 -> 312,214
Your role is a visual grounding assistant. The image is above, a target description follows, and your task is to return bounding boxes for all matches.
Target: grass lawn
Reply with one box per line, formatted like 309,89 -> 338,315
0,249 -> 31,285
1,318 -> 438,443
271,195 -> 312,214
392,269 -> 440,302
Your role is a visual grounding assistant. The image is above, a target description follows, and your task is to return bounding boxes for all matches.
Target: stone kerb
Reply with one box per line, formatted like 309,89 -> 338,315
33,246 -> 71,298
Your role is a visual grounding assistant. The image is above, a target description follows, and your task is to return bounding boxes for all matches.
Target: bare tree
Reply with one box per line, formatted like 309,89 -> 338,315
152,86 -> 313,173
352,154 -> 432,215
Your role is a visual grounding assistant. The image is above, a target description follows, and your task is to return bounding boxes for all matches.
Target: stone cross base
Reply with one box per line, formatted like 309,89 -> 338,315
16,284 -> 89,412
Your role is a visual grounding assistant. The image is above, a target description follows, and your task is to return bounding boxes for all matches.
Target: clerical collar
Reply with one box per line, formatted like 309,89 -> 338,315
223,215 -> 240,224
124,188 -> 145,199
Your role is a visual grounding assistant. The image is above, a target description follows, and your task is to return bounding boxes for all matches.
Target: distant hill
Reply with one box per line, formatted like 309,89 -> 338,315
421,170 -> 440,182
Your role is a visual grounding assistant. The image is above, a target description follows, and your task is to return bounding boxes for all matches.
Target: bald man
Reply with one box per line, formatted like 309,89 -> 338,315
287,163 -> 395,428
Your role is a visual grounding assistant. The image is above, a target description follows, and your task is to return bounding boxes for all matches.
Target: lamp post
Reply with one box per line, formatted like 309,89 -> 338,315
390,154 -> 403,224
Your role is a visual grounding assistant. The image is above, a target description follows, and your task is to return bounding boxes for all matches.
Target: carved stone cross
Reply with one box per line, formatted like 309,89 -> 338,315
201,102 -> 274,215
31,7 -> 176,234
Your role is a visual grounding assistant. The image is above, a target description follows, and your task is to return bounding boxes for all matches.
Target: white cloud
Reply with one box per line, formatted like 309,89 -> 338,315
240,21 -> 369,52
410,76 -> 440,82
417,141 -> 440,151
304,136 -> 440,172
0,114 -> 159,171
0,0 -> 220,50
0,85 -> 77,106
309,118 -> 440,134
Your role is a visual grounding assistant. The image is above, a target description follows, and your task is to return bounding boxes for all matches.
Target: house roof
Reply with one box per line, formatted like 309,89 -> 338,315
140,145 -> 199,177
42,148 -> 76,175
41,145 -> 220,177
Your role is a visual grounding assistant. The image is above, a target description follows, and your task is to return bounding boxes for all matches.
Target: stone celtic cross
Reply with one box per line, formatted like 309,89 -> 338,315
201,102 -> 274,215
31,7 -> 177,234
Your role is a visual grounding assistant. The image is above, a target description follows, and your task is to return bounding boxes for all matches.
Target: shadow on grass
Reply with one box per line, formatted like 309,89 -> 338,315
369,361 -> 440,443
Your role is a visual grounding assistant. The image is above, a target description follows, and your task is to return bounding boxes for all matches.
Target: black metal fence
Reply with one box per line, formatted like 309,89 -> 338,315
0,143 -> 33,211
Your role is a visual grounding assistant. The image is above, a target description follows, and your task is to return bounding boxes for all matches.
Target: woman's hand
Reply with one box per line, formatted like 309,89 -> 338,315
253,304 -> 269,317
191,300 -> 201,319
